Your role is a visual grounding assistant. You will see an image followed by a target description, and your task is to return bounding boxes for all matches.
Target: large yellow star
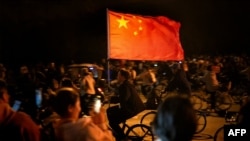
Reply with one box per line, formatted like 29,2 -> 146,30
117,16 -> 129,29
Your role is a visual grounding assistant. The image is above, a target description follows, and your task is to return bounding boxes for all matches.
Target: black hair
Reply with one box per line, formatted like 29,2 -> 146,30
118,69 -> 130,80
60,77 -> 74,87
53,87 -> 80,117
152,95 -> 197,141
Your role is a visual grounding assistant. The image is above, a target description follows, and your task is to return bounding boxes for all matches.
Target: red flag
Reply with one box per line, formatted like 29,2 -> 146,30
107,10 -> 184,61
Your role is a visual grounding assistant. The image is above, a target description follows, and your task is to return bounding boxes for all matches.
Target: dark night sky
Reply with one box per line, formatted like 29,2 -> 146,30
0,0 -> 250,66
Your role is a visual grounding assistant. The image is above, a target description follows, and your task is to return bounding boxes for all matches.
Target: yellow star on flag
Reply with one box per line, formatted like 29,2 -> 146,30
117,16 -> 129,29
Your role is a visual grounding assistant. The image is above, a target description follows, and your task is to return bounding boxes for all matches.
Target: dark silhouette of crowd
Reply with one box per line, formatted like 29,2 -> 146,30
0,53 -> 249,141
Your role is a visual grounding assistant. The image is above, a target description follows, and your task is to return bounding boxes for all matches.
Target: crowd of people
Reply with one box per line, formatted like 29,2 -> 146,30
0,53 -> 249,141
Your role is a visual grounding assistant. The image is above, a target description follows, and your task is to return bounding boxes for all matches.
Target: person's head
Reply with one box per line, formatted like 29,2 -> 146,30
20,65 -> 29,74
152,95 -> 197,141
0,79 -> 9,103
60,77 -> 74,88
53,87 -> 81,119
82,68 -> 90,76
117,69 -> 130,83
51,78 -> 60,90
48,62 -> 56,70
171,63 -> 180,74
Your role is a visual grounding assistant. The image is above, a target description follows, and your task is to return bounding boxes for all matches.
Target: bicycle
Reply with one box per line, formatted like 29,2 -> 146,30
194,88 -> 233,112
104,90 -> 155,140
155,88 -> 203,111
120,119 -> 155,141
190,92 -> 203,110
214,111 -> 239,141
153,82 -> 203,111
141,82 -> 206,134
195,110 -> 207,134
145,81 -> 202,109
140,109 -> 207,134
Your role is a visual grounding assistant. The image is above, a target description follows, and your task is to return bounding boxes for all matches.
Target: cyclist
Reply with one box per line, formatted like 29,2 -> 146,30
201,64 -> 220,112
107,69 -> 145,140
167,63 -> 192,96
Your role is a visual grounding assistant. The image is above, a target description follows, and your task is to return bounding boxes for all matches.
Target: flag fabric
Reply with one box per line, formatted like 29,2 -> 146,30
107,10 -> 184,61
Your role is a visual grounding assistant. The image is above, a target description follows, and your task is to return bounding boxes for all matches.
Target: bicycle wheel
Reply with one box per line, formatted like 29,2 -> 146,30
191,94 -> 203,110
125,124 -> 155,141
140,111 -> 157,126
195,111 -> 207,134
214,126 -> 224,141
215,92 -> 233,111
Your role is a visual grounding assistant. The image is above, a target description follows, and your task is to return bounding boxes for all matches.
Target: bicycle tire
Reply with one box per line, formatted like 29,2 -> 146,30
215,92 -> 233,111
125,124 -> 155,141
214,126 -> 224,141
140,111 -> 157,126
195,111 -> 207,134
191,94 -> 203,110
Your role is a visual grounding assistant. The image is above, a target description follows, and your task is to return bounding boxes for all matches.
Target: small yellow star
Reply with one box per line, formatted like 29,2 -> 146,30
138,20 -> 142,23
139,26 -> 143,31
134,31 -> 138,36
117,16 -> 129,29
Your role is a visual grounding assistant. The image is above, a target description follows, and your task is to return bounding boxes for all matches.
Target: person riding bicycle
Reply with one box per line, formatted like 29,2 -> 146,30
136,65 -> 157,98
167,63 -> 192,96
201,64 -> 221,112
107,69 -> 145,141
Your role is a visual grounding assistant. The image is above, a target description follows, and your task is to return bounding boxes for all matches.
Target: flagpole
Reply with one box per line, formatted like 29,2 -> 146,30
106,8 -> 111,87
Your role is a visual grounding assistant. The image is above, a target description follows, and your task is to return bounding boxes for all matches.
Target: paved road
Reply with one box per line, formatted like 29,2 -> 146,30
104,92 -> 241,141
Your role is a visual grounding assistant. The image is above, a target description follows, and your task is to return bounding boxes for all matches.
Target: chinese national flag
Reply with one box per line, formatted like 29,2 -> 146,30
108,10 -> 184,61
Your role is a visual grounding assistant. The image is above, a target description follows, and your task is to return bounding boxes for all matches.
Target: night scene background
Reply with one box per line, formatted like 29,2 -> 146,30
0,0 -> 250,67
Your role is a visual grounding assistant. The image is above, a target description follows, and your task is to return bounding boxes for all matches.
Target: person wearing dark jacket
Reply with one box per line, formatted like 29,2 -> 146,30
107,69 -> 145,140
167,63 -> 192,96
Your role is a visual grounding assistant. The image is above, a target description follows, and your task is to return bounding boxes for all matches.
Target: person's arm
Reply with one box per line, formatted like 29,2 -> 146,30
94,64 -> 104,70
211,72 -> 219,86
47,88 -> 56,96
149,70 -> 157,83
84,122 -> 114,141
17,112 -> 41,141
84,108 -> 115,141
131,70 -> 137,80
